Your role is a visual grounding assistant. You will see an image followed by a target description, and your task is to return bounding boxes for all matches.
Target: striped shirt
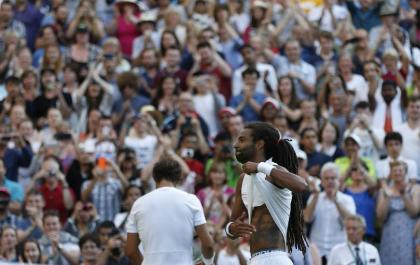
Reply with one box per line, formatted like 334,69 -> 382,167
82,177 -> 122,221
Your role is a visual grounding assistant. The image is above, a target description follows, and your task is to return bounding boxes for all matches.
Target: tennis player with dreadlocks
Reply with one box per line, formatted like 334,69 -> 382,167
226,122 -> 308,264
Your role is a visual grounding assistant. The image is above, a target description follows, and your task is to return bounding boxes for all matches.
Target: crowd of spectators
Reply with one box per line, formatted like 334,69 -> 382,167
0,0 -> 419,264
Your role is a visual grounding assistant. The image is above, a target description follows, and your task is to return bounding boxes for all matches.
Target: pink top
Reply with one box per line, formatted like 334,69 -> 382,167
116,15 -> 139,57
196,186 -> 234,224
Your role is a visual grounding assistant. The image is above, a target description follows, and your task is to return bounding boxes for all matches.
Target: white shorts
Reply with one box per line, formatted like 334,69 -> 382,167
249,250 -> 293,265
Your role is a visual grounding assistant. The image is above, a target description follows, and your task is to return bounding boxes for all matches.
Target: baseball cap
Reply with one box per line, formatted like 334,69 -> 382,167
262,98 -> 280,110
344,133 -> 362,147
219,107 -> 236,117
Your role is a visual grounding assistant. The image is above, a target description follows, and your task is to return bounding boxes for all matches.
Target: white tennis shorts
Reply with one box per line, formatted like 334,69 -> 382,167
249,250 -> 293,265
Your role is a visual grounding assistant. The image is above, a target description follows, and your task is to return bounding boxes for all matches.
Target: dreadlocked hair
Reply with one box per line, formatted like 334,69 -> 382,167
245,122 -> 308,254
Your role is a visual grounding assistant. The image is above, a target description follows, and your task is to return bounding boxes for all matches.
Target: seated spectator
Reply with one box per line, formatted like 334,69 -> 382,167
38,211 -> 79,265
112,71 -> 150,127
95,221 -> 116,249
276,75 -> 302,131
205,132 -> 240,188
297,99 -> 319,133
0,187 -> 20,228
376,132 -> 418,184
0,160 -> 23,213
260,98 -> 280,124
66,23 -> 101,64
230,68 -> 266,122
273,39 -> 316,100
317,121 -> 345,161
18,239 -> 47,264
30,157 -> 75,223
300,127 -> 331,177
0,129 -> 33,183
328,214 -> 381,265
341,163 -> 377,242
372,80 -> 404,134
122,113 -> 159,170
344,101 -> 385,162
131,12 -> 159,60
79,233 -> 101,265
232,44 -> 277,98
0,225 -> 18,262
18,189 -> 45,241
96,228 -> 130,265
335,134 -> 376,184
189,41 -> 232,101
74,67 -> 115,125
81,158 -> 128,221
114,185 -> 143,234
64,201 -> 99,238
193,74 -> 226,137
197,163 -> 234,229
304,162 -> 356,264
151,76 -> 180,117
33,69 -> 73,123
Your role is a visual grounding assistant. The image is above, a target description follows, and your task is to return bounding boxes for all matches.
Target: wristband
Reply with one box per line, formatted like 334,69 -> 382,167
257,162 -> 274,176
202,254 -> 214,265
225,221 -> 235,237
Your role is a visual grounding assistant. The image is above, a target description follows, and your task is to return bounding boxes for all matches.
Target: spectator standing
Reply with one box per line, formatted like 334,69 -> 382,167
304,163 -> 356,264
81,158 -> 128,221
377,161 -> 420,265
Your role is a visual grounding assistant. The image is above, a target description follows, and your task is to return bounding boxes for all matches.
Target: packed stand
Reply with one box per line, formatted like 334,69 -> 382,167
0,0 -> 419,264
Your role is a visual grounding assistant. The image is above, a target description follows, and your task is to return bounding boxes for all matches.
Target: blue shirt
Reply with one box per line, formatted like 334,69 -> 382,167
3,144 -> 33,182
2,179 -> 23,203
344,188 -> 376,237
306,151 -> 331,171
229,92 -> 266,122
220,37 -> 244,70
345,1 -> 382,31
14,3 -> 44,50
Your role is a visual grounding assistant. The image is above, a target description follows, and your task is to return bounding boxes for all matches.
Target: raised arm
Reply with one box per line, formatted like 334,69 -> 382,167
242,162 -> 307,192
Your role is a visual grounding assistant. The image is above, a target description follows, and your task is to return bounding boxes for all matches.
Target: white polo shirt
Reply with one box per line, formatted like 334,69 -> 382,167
328,241 -> 381,265
126,187 -> 206,265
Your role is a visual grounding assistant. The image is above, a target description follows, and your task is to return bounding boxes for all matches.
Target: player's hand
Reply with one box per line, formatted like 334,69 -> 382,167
242,162 -> 258,174
229,212 -> 256,238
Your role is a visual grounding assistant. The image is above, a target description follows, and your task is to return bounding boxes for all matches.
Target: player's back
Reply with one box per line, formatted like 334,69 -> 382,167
128,187 -> 206,265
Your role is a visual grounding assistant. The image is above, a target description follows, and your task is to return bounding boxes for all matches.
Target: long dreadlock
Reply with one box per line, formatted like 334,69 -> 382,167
245,122 -> 308,253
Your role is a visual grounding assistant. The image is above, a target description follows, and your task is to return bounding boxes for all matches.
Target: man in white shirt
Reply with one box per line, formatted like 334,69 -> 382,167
328,214 -> 381,265
395,96 -> 420,175
125,159 -> 215,265
124,114 -> 158,169
232,44 -> 277,97
376,132 -> 418,184
274,39 -> 316,99
304,162 -> 356,263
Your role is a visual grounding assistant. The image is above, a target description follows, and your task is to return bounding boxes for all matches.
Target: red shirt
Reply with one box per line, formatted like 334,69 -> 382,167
39,183 -> 75,223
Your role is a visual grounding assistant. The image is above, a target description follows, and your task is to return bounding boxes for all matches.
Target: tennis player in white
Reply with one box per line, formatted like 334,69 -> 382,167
125,159 -> 214,265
